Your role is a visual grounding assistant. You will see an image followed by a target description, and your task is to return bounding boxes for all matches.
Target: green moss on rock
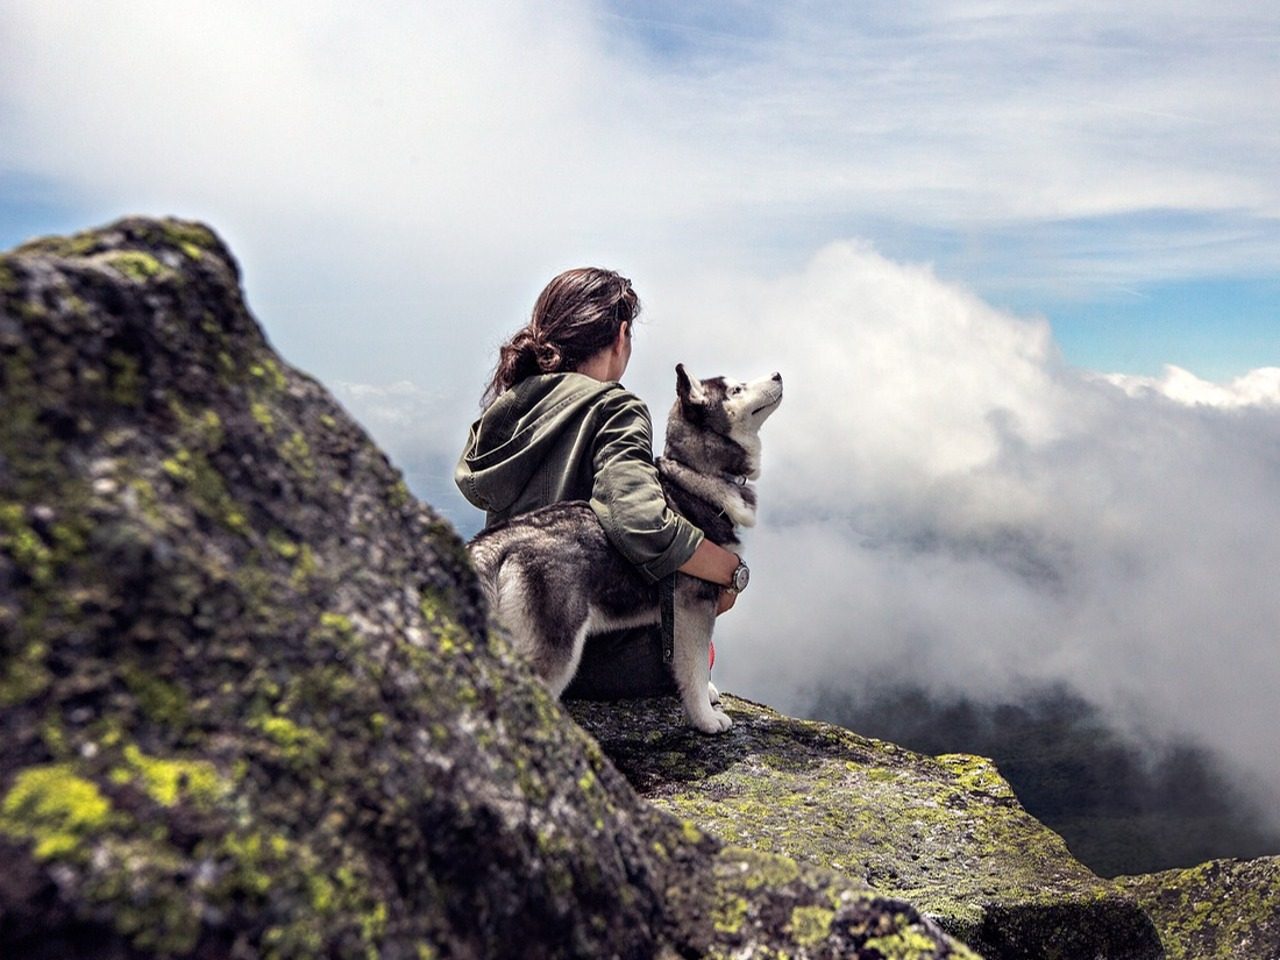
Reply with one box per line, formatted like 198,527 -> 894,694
1117,856 -> 1280,959
0,500 -> 55,585
104,250 -> 166,283
15,229 -> 102,259
159,221 -> 217,260
703,845 -> 982,959
122,666 -> 191,728
865,925 -> 957,960
570,695 -> 1163,959
790,904 -> 836,945
106,349 -> 144,407
111,744 -> 223,808
252,714 -> 329,766
161,447 -> 248,532
0,764 -> 117,859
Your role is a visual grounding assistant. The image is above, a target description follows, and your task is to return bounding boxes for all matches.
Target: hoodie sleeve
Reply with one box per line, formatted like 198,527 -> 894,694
588,388 -> 704,583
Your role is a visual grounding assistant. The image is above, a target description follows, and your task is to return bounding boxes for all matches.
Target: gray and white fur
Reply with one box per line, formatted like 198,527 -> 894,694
467,365 -> 783,733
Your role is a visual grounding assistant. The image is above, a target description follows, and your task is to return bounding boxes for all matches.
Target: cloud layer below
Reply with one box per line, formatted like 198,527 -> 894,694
656,245 -> 1280,821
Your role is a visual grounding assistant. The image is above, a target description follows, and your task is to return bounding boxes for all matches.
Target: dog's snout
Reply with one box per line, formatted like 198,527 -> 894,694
771,372 -> 782,383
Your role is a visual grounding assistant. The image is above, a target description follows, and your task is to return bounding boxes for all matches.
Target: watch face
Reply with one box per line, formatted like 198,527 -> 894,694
733,563 -> 750,592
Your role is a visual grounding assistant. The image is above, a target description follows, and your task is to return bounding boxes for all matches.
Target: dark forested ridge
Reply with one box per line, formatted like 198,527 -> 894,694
810,682 -> 1280,877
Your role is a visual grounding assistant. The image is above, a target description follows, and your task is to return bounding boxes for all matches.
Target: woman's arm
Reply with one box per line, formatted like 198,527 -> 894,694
677,538 -> 739,586
589,389 -> 744,616
589,391 -> 705,581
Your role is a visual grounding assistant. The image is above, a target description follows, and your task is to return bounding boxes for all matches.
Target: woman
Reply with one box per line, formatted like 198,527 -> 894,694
454,267 -> 742,698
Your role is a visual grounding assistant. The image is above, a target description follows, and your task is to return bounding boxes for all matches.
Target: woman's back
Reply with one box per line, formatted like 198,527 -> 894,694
455,266 -> 739,699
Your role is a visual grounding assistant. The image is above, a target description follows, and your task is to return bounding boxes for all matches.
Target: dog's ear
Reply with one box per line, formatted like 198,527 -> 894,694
675,363 -> 707,409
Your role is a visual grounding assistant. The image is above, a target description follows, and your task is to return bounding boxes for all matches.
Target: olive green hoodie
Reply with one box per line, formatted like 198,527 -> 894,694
454,372 -> 703,583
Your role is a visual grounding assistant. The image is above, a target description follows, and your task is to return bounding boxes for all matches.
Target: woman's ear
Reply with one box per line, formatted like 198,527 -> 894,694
613,321 -> 630,355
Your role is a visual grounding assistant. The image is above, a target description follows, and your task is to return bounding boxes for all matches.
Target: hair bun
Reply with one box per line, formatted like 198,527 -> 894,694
534,340 -> 563,372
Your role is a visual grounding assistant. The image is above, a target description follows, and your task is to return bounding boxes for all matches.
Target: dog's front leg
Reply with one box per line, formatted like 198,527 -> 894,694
673,597 -> 731,733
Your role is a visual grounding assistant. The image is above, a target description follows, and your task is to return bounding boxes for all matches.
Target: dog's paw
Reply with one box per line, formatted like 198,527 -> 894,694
690,708 -> 733,734
708,681 -> 721,705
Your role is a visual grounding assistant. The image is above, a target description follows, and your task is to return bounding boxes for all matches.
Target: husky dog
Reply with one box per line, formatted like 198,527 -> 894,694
467,365 -> 782,733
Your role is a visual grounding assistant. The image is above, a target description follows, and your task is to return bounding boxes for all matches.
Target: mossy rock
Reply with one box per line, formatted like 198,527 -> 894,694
1,218 -> 978,958
569,695 -> 1164,959
1116,856 -> 1280,959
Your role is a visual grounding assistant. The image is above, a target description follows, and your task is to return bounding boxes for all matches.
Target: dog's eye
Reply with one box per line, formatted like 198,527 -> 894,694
730,385 -> 743,396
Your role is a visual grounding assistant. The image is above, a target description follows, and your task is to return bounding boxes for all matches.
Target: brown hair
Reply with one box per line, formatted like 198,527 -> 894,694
482,267 -> 639,405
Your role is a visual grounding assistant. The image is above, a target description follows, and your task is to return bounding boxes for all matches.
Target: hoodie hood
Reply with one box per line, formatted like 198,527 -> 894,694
455,373 -> 618,514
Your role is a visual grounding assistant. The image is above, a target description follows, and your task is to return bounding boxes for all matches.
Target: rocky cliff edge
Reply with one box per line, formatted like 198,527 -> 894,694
0,218 -> 974,959
2,218 -> 1276,960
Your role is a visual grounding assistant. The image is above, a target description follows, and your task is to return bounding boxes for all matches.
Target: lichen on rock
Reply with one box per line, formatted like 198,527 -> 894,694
569,694 -> 1166,959
1,218 -> 976,959
1116,856 -> 1280,959
0,763 -> 119,860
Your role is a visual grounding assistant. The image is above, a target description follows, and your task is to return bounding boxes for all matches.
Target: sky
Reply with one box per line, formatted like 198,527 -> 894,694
3,3 -> 1280,816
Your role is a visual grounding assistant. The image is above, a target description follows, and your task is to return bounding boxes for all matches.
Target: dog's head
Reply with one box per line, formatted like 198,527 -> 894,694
674,364 -> 783,445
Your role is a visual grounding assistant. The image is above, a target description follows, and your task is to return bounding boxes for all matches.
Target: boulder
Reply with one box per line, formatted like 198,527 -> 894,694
570,695 -> 1165,960
1115,856 -> 1280,959
0,218 -> 977,958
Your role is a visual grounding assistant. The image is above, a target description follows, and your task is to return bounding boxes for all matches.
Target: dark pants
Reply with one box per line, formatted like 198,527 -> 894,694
561,625 -> 677,700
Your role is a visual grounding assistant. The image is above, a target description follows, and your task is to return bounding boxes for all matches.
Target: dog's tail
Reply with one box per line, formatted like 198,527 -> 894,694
465,536 -> 504,613
465,536 -> 531,655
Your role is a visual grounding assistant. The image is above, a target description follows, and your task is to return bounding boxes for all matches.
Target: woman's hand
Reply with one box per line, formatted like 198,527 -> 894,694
679,541 -> 742,615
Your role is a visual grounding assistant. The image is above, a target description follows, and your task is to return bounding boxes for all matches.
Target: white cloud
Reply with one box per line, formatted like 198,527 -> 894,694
330,379 -> 479,530
1100,366 -> 1280,408
662,245 -> 1280,822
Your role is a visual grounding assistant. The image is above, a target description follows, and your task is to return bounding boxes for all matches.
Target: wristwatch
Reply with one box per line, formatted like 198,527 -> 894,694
726,557 -> 750,594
